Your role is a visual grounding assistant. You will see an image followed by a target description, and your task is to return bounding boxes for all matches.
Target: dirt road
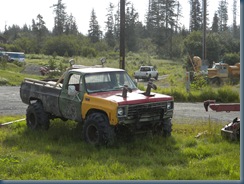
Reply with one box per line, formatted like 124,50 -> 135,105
0,86 -> 240,123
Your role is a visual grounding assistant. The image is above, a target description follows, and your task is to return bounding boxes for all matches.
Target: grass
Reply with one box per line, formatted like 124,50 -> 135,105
0,116 -> 240,180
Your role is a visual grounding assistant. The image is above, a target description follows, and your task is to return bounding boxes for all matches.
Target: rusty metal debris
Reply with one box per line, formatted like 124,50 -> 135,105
203,100 -> 240,141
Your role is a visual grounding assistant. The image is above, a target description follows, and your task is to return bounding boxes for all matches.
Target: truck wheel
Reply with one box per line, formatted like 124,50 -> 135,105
83,113 -> 115,146
209,77 -> 221,86
147,74 -> 151,81
26,102 -> 50,130
154,74 -> 158,80
162,118 -> 172,137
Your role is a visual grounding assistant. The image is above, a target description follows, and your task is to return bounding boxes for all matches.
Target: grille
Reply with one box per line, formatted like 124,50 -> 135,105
127,102 -> 166,118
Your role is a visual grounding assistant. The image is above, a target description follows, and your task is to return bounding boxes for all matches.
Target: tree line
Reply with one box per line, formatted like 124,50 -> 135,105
0,0 -> 240,66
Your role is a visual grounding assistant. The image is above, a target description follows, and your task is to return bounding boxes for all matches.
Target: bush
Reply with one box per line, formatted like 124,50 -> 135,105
82,47 -> 97,58
190,75 -> 207,90
199,87 -> 218,102
0,77 -> 9,85
222,52 -> 240,65
216,86 -> 240,103
170,88 -> 188,102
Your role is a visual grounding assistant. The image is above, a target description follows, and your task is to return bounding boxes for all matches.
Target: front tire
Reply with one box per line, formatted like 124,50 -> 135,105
162,118 -> 172,137
26,102 -> 50,130
155,74 -> 158,80
83,113 -> 115,146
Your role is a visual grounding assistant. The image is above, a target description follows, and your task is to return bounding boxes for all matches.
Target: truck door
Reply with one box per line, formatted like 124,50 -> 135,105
218,64 -> 228,78
59,72 -> 84,122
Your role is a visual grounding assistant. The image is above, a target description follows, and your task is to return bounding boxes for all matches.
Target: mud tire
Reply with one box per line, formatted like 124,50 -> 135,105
83,113 -> 115,146
162,118 -> 172,137
26,102 -> 50,130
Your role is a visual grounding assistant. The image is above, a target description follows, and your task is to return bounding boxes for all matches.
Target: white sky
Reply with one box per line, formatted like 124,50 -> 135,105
0,0 -> 240,35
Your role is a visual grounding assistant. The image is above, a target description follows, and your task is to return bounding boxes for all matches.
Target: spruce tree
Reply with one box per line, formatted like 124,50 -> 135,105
88,9 -> 102,43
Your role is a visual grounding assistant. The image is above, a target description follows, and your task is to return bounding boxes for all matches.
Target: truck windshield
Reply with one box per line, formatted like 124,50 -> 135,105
85,71 -> 137,93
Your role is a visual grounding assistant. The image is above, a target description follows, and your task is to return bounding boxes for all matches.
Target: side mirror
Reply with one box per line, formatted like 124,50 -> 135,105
68,85 -> 77,96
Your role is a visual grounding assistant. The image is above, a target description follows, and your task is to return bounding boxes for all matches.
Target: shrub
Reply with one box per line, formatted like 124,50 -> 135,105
216,86 -> 240,103
223,52 -> 240,65
82,47 -> 97,58
0,77 -> 9,85
190,75 -> 207,90
199,87 -> 218,102
170,88 -> 188,102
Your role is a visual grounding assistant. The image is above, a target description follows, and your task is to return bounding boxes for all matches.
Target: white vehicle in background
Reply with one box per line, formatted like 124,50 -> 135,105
0,51 -> 25,63
134,66 -> 159,81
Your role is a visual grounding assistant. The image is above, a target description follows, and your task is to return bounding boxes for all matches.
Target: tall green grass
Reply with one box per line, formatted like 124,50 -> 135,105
158,85 -> 240,103
0,117 -> 240,180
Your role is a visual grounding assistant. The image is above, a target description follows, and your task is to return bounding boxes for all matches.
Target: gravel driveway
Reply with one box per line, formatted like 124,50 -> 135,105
0,86 -> 240,123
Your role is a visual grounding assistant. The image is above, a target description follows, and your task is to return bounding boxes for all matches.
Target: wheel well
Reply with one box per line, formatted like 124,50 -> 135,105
29,98 -> 42,105
85,109 -> 108,120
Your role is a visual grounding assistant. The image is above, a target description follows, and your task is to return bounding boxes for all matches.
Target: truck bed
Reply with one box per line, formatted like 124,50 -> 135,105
20,78 -> 62,117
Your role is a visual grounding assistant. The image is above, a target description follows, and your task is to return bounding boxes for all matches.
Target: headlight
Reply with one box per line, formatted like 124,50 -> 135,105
167,102 -> 173,110
117,107 -> 125,116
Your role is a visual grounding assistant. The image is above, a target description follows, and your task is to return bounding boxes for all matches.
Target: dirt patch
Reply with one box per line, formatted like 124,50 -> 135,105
21,64 -> 42,75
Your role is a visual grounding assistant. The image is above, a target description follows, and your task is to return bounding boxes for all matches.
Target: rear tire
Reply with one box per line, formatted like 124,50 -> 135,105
83,113 -> 115,146
26,102 -> 50,130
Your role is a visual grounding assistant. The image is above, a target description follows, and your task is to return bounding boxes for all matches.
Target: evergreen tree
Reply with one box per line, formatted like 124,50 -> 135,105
52,0 -> 67,36
146,0 -> 180,57
218,0 -> 228,32
64,14 -> 79,35
3,25 -> 22,43
211,12 -> 219,32
232,0 -> 238,38
88,9 -> 102,43
146,0 -> 160,36
125,2 -> 139,52
104,2 -> 116,48
32,14 -> 49,53
175,1 -> 182,32
114,2 -> 120,41
189,0 -> 202,32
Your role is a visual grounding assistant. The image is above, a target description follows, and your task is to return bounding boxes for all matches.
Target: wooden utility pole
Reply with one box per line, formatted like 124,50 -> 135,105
120,0 -> 125,69
202,0 -> 207,64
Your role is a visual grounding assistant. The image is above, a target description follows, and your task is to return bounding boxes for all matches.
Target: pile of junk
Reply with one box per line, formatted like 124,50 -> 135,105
204,100 -> 240,141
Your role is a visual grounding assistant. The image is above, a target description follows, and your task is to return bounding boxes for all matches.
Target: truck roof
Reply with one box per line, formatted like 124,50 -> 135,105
70,67 -> 125,74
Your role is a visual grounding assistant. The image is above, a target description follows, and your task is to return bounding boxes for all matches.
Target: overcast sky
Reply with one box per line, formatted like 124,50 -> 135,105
0,0 -> 240,35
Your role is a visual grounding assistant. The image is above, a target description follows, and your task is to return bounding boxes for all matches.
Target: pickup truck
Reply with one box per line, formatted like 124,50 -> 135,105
20,65 -> 174,145
134,66 -> 159,81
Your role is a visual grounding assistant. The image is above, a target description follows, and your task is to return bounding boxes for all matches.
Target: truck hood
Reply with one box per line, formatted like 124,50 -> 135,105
88,89 -> 173,105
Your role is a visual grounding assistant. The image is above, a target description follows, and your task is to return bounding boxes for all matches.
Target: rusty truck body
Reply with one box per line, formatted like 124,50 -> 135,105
20,65 -> 174,145
207,62 -> 240,85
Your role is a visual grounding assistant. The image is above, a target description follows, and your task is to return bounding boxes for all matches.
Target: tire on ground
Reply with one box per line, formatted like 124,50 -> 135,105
162,118 -> 172,137
83,112 -> 115,146
155,74 -> 158,80
26,102 -> 50,130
